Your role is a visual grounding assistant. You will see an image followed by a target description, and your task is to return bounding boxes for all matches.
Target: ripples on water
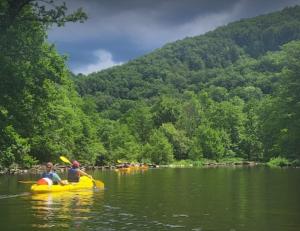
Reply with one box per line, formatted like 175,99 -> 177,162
0,192 -> 30,200
29,190 -> 100,230
27,184 -> 195,230
1,167 -> 300,231
91,204 -> 190,231
29,192 -> 193,230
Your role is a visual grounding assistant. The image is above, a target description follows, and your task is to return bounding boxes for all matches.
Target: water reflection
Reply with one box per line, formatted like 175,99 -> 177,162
30,190 -> 102,229
1,168 -> 299,231
115,167 -> 149,175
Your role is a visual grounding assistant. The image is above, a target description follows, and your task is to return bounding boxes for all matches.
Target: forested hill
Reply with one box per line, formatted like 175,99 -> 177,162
1,2 -> 300,169
75,6 -> 300,100
74,6 -> 300,165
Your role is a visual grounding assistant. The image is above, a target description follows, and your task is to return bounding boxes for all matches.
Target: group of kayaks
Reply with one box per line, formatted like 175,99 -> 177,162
29,164 -> 151,194
114,164 -> 149,173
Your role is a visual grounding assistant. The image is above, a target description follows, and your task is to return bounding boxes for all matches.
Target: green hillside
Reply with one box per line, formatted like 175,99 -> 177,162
74,6 -> 300,165
76,6 -> 300,99
1,3 -> 300,169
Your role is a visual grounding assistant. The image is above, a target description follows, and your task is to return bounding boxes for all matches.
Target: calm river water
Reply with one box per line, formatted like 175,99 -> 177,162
0,167 -> 299,231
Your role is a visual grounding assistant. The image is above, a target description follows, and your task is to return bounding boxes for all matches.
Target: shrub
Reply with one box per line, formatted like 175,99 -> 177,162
267,156 -> 291,167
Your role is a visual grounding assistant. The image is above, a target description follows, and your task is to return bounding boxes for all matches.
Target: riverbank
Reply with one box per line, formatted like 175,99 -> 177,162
166,157 -> 300,168
1,157 -> 299,175
0,164 -> 112,175
0,163 -> 158,175
167,160 -> 258,168
0,162 -> 262,175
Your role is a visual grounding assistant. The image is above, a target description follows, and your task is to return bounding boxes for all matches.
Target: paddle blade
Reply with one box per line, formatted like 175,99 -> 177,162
60,156 -> 72,165
94,180 -> 105,189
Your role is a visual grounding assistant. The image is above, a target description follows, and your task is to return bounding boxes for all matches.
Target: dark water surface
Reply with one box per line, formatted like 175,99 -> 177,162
0,167 -> 299,231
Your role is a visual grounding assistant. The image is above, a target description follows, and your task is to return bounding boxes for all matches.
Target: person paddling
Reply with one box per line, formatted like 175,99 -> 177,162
67,160 -> 92,183
38,162 -> 67,185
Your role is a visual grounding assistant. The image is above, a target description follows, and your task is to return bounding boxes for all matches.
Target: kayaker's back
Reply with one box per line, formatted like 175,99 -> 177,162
68,168 -> 80,182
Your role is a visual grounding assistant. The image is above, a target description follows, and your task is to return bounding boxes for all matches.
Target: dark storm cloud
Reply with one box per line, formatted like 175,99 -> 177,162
47,0 -> 300,74
81,0 -> 242,25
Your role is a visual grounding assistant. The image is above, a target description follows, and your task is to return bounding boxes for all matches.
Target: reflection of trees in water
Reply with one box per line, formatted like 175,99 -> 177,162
30,190 -> 102,229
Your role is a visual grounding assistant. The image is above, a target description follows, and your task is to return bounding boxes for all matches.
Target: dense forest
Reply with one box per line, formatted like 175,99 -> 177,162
1,1 -> 300,169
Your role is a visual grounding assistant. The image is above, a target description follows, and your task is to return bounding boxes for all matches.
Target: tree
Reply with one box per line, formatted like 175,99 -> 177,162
193,124 -> 231,160
240,100 -> 263,161
97,119 -> 141,163
142,130 -> 174,164
260,41 -> 300,160
207,97 -> 246,156
0,0 -> 87,31
152,96 -> 181,126
122,102 -> 154,143
0,0 -> 100,166
160,123 -> 190,160
177,91 -> 204,137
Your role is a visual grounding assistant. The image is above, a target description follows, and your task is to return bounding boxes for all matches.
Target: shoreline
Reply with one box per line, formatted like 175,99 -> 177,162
0,164 -> 114,176
2,160 -> 298,176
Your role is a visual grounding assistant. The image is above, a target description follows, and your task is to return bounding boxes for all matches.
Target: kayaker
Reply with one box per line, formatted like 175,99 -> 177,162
67,160 -> 92,182
37,162 -> 67,185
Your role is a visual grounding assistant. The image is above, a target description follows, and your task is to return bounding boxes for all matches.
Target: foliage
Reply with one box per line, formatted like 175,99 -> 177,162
122,102 -> 154,143
159,123 -> 190,160
142,130 -> 174,164
194,124 -> 231,160
267,156 -> 291,167
169,159 -> 205,167
97,119 -> 141,163
2,5 -> 300,167
0,0 -> 100,168
0,125 -> 32,168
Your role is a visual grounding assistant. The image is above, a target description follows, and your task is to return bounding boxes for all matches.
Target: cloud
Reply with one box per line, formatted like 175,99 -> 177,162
48,0 -> 242,45
47,0 -> 300,73
73,49 -> 123,75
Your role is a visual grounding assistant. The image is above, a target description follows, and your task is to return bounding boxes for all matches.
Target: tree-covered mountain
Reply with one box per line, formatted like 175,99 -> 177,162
74,6 -> 300,165
75,6 -> 300,100
1,3 -> 300,169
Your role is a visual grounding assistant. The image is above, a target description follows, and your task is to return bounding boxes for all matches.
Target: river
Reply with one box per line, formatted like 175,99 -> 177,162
0,167 -> 299,231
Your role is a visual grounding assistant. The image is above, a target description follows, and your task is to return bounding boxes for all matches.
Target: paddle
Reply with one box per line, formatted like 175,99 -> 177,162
59,156 -> 104,189
18,180 -> 37,184
60,156 -> 72,165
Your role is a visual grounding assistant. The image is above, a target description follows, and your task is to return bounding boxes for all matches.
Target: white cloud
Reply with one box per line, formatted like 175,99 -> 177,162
73,49 -> 123,75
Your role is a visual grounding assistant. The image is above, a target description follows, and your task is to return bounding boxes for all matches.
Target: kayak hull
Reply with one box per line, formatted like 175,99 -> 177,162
31,176 -> 95,193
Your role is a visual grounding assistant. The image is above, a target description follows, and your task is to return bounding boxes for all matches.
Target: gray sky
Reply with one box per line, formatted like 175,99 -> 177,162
47,0 -> 300,74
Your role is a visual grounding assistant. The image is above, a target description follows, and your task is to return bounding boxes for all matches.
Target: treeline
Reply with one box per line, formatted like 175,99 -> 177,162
1,2 -> 300,169
0,0 -> 103,168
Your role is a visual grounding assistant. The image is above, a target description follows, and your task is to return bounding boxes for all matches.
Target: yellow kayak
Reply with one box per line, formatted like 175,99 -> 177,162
31,176 -> 100,193
115,165 -> 149,173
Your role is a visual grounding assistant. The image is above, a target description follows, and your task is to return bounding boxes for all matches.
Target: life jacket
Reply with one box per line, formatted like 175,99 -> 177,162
37,177 -> 53,185
41,171 -> 59,184
67,168 -> 80,182
42,172 -> 54,179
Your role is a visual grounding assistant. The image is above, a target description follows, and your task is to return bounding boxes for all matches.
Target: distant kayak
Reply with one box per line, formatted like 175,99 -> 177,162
31,176 -> 104,193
